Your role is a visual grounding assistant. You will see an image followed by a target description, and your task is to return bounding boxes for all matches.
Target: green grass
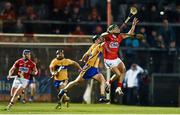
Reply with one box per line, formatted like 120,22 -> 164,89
0,102 -> 180,114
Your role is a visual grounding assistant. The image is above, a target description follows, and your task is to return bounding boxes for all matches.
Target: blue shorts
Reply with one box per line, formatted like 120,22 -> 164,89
53,80 -> 65,89
81,67 -> 99,80
29,77 -> 35,84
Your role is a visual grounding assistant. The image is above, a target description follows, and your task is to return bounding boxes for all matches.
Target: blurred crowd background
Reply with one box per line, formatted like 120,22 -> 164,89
0,0 -> 179,48
0,0 -> 180,106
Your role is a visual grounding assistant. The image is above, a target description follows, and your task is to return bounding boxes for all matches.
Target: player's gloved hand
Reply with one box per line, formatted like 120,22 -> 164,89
132,17 -> 139,26
136,34 -> 144,40
18,71 -> 24,78
78,68 -> 83,72
79,59 -> 86,63
115,87 -> 124,95
52,72 -> 58,76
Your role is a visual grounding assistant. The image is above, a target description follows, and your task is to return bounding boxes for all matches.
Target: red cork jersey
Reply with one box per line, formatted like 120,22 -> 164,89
104,34 -> 123,59
13,58 -> 36,80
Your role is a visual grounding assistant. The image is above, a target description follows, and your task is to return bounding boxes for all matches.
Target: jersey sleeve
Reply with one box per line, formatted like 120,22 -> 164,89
32,62 -> 36,69
118,35 -> 123,42
97,43 -> 104,52
64,59 -> 74,66
49,59 -> 56,68
85,44 -> 96,55
13,60 -> 19,68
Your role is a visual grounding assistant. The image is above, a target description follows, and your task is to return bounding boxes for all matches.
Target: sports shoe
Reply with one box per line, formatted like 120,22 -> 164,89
115,87 -> 124,95
22,99 -> 26,104
65,101 -> 69,108
105,82 -> 110,93
29,97 -> 34,102
55,102 -> 62,109
63,95 -> 70,108
17,95 -> 21,101
5,102 -> 13,111
99,97 -> 110,103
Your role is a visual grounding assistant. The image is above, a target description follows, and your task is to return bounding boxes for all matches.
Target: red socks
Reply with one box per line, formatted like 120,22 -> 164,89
109,80 -> 113,84
117,82 -> 122,87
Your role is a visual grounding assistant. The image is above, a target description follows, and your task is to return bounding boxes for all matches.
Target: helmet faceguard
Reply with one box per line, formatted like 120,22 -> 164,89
107,24 -> 120,34
92,35 -> 100,43
56,49 -> 64,60
22,49 -> 31,60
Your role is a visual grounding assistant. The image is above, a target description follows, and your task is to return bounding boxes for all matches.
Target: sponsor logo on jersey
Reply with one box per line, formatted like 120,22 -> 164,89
58,66 -> 67,70
19,67 -> 29,73
109,42 -> 119,48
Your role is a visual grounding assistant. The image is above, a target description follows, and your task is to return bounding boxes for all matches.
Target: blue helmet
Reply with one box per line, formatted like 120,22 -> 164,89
23,49 -> 31,55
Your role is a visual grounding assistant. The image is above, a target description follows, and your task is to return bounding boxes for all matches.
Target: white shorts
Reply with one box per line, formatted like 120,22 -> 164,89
104,58 -> 122,69
12,77 -> 29,89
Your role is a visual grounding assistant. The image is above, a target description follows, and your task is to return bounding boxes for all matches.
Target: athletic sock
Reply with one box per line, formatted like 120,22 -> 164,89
117,82 -> 122,87
108,80 -> 113,84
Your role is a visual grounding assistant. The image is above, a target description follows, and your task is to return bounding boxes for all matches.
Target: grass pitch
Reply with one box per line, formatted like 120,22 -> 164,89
0,102 -> 180,114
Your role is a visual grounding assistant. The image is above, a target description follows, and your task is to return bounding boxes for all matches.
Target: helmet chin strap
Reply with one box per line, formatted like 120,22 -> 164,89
23,56 -> 29,61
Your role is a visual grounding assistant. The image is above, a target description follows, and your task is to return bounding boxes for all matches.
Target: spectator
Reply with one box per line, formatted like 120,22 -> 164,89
0,2 -> 16,20
156,35 -> 165,49
1,2 -> 16,32
72,25 -> 84,35
175,5 -> 180,22
158,19 -> 176,48
117,4 -> 127,23
60,1 -> 72,21
14,18 -> 24,33
139,69 -> 150,105
138,5 -> 148,22
71,6 -> 82,22
68,25 -> 85,43
92,25 -> 103,35
138,27 -> 149,47
51,8 -> 60,20
148,5 -> 160,22
166,40 -> 177,73
148,30 -> 158,47
87,7 -> 101,22
123,64 -> 144,105
24,6 -> 38,34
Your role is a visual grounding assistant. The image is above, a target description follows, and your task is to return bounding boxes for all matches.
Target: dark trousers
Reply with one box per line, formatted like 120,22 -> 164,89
126,87 -> 139,105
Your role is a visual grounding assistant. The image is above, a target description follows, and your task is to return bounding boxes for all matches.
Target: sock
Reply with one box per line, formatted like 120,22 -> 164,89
9,102 -> 14,106
59,89 -> 66,96
117,82 -> 122,87
30,96 -> 34,100
109,80 -> 113,84
100,95 -> 106,99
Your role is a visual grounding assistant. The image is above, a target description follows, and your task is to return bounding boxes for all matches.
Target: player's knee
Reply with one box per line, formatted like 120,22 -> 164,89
116,73 -> 121,78
100,76 -> 106,83
122,67 -> 126,73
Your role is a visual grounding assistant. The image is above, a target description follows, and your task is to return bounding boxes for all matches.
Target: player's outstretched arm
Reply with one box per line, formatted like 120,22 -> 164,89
73,61 -> 82,72
49,65 -> 57,77
121,17 -> 139,39
128,17 -> 139,34
80,44 -> 96,62
31,65 -> 38,76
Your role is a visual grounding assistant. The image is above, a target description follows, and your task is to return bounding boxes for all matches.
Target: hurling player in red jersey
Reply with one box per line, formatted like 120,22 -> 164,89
5,49 -> 38,110
101,17 -> 139,95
